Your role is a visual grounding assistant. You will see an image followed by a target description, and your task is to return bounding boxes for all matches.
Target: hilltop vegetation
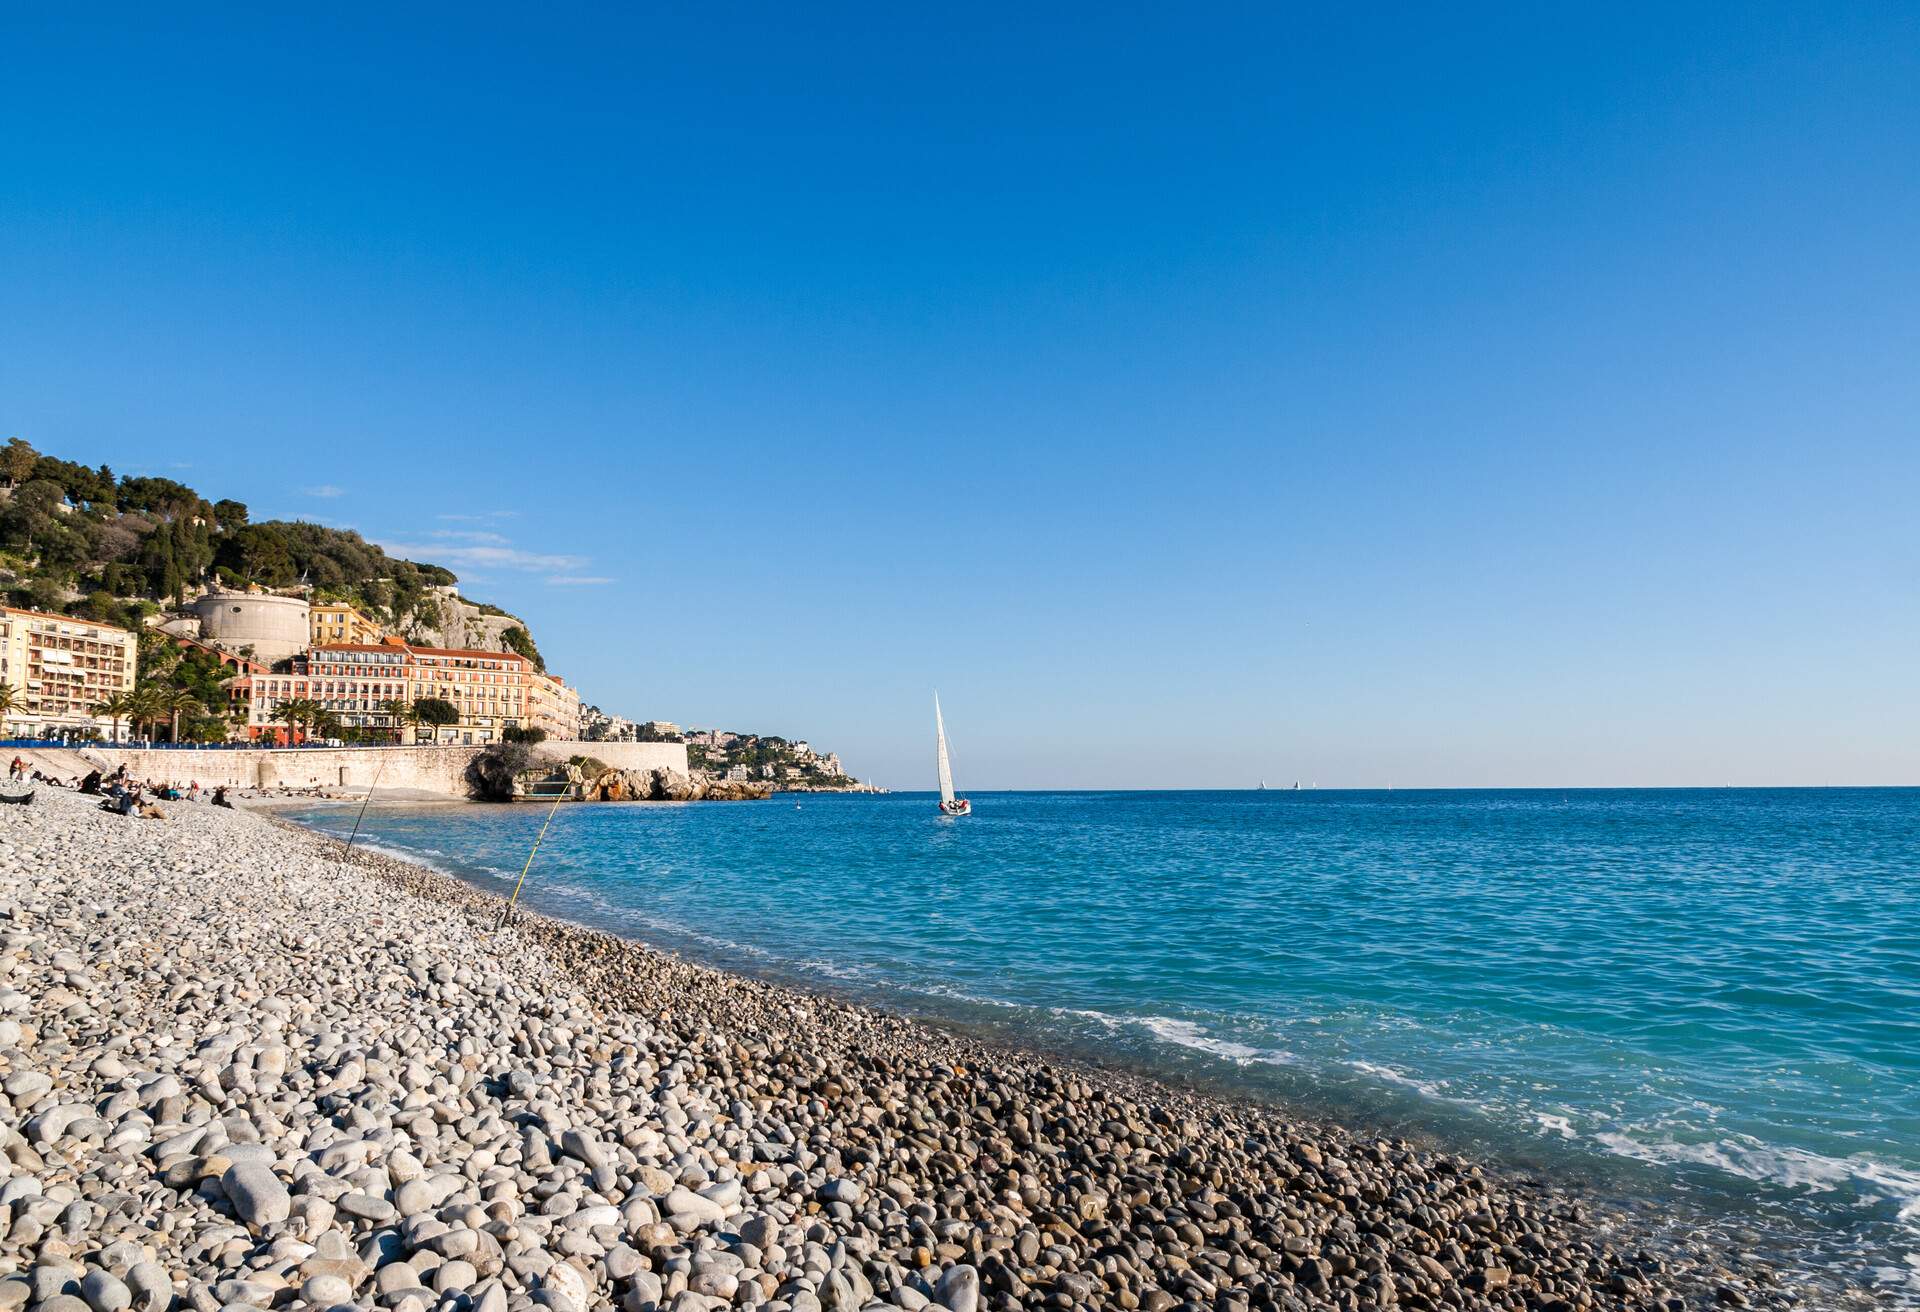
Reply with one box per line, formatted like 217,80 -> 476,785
0,436 -> 459,633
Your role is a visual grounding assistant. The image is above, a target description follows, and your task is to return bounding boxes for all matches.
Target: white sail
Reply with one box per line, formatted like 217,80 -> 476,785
934,693 -> 956,807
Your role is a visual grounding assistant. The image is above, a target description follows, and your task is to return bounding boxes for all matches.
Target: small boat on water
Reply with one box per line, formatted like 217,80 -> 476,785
934,694 -> 970,818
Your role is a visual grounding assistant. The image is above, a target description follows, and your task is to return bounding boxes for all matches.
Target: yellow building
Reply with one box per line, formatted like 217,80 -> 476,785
527,670 -> 582,741
0,607 -> 137,739
309,602 -> 385,648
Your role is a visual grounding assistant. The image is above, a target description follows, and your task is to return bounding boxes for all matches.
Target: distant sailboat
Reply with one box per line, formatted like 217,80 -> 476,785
934,694 -> 971,817
1292,781 -> 1300,791
1257,779 -> 1268,791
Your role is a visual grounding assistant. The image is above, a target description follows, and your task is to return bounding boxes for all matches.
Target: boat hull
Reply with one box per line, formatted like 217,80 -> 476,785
939,800 -> 971,818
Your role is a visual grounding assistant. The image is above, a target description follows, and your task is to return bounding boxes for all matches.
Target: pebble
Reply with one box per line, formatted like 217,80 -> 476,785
220,1163 -> 291,1229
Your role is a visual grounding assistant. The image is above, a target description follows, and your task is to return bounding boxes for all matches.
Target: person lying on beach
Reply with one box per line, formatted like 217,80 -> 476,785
80,771 -> 103,794
211,787 -> 233,809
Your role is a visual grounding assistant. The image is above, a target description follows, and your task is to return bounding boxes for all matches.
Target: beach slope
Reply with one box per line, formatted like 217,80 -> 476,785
0,788 -> 1762,1312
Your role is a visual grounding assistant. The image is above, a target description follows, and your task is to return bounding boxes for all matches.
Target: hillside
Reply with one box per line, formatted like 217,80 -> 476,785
0,436 -> 536,659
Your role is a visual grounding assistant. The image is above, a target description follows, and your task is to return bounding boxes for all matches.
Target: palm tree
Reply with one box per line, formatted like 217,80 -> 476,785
378,697 -> 417,744
0,680 -> 17,722
156,687 -> 204,743
90,691 -> 136,743
275,697 -> 312,746
128,684 -> 168,742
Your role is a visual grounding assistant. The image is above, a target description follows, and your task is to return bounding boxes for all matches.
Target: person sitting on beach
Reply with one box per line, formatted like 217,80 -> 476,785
100,784 -> 138,817
188,780 -> 200,802
8,757 -> 22,780
211,786 -> 233,809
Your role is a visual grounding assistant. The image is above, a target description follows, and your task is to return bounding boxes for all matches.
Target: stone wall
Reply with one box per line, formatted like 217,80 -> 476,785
67,739 -> 688,796
77,745 -> 482,795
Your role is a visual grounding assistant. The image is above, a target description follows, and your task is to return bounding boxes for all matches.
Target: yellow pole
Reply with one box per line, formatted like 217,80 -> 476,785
495,785 -> 567,932
343,755 -> 388,854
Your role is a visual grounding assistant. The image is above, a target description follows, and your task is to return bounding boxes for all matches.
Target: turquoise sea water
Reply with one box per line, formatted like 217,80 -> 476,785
282,789 -> 1919,1298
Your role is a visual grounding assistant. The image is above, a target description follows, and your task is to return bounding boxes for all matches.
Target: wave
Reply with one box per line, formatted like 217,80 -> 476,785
1345,1058 -> 1455,1102
1593,1130 -> 1920,1226
1139,1016 -> 1265,1062
1046,1007 -> 1289,1065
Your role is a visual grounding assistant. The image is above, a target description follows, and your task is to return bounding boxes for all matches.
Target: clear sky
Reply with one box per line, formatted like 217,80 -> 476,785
3,5 -> 1916,788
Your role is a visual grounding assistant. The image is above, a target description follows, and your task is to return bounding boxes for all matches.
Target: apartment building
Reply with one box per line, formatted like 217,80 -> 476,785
241,640 -> 541,744
309,602 -> 384,648
0,607 -> 137,739
527,670 -> 581,742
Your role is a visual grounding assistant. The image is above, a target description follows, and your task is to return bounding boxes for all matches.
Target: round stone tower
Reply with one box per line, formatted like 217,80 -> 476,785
190,590 -> 311,662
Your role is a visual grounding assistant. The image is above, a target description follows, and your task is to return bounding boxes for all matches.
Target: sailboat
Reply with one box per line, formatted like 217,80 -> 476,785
934,694 -> 971,817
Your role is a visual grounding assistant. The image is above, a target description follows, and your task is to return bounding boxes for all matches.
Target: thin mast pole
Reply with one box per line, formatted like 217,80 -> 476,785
495,787 -> 567,933
343,754 -> 388,854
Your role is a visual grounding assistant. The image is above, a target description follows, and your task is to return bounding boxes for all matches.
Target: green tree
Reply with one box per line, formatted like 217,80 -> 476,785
379,697 -> 418,744
0,681 -> 17,721
127,684 -> 168,740
1,478 -> 65,554
154,687 -> 204,742
211,499 -> 249,533
413,697 -> 460,742
90,692 -> 137,743
275,697 -> 317,745
500,625 -> 545,671
1,438 -> 39,487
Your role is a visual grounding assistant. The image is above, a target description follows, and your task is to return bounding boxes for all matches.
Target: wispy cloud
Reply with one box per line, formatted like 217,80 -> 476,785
435,510 -> 519,522
379,540 -> 587,572
546,575 -> 615,586
304,484 -> 345,498
429,529 -> 512,544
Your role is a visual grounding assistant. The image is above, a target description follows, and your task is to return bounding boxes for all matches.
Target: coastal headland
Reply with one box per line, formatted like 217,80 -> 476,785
0,788 -> 1778,1312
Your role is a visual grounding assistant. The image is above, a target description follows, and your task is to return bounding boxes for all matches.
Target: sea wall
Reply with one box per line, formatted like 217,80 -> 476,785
63,738 -> 690,796
76,744 -> 481,793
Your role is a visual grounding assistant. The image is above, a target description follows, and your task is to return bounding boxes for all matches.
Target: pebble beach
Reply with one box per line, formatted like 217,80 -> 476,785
0,787 -> 1791,1312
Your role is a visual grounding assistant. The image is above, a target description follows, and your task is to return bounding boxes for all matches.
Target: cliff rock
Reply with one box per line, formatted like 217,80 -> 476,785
580,767 -> 772,802
402,585 -> 527,654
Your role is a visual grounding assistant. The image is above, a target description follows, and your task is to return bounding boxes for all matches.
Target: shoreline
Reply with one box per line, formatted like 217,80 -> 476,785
277,803 -> 1879,1308
0,789 -> 1818,1312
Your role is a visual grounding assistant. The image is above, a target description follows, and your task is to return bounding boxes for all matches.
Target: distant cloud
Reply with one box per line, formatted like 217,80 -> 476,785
167,462 -> 194,470
435,510 -> 519,522
379,540 -> 587,572
430,529 -> 512,544
304,484 -> 345,498
546,575 -> 615,586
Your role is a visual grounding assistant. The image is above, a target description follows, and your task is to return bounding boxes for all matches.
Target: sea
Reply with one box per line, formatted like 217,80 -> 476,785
279,788 -> 1920,1302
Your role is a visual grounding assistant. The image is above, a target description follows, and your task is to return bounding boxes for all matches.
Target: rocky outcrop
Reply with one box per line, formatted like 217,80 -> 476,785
401,585 -> 527,654
580,766 -> 772,802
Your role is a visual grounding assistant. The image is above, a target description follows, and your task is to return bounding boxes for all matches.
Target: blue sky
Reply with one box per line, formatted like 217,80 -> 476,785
3,5 -> 1916,787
